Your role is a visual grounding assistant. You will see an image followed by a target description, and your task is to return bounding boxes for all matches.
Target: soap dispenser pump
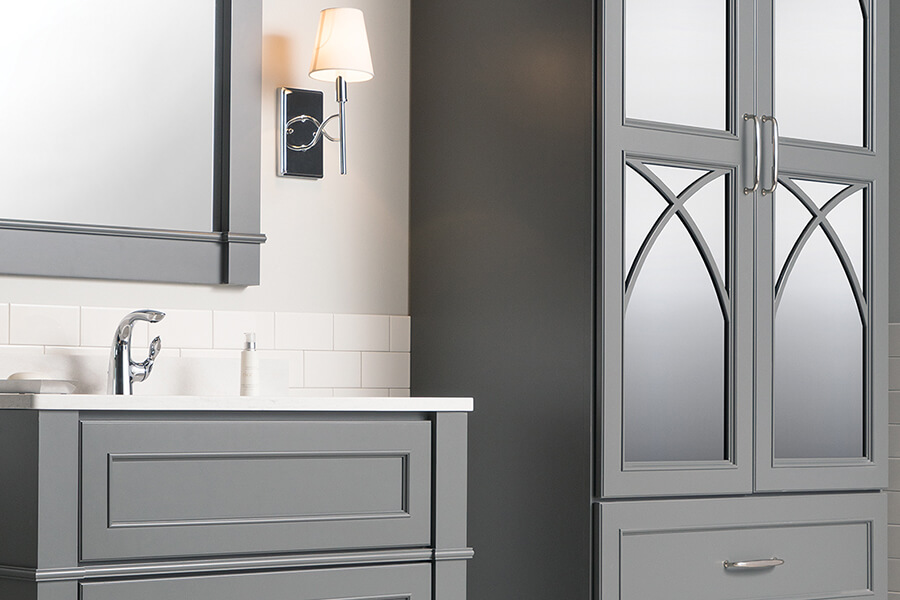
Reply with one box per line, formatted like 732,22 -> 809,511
240,332 -> 260,396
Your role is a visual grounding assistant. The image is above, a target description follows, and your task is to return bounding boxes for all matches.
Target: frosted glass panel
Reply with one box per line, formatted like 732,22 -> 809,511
625,0 -> 727,130
828,192 -> 865,286
775,0 -> 864,146
773,181 -> 865,459
623,164 -> 728,462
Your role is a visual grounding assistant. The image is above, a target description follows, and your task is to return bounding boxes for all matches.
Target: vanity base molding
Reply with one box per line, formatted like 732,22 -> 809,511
0,407 -> 471,600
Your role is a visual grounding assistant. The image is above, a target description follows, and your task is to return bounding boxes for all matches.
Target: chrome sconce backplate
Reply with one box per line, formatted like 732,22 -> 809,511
278,87 -> 324,179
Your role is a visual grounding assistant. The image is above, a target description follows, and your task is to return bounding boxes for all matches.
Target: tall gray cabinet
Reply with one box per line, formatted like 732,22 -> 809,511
411,0 -> 889,598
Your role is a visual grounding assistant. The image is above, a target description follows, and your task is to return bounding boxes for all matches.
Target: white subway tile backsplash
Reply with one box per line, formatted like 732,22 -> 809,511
361,352 -> 410,388
43,346 -> 109,394
259,350 -> 303,388
183,349 -> 301,389
137,355 -> 236,396
10,304 -> 80,346
305,351 -> 361,388
81,307 -> 149,348
214,310 -> 275,350
390,316 -> 411,352
276,312 -> 333,350
0,304 -> 8,344
153,309 -> 213,349
288,387 -> 335,397
334,314 -> 390,351
333,388 -> 391,398
0,305 -> 408,400
0,345 -> 49,379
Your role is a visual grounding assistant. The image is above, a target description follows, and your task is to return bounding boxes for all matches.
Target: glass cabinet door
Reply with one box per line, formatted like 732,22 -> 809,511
754,0 -> 887,491
598,0 -> 755,498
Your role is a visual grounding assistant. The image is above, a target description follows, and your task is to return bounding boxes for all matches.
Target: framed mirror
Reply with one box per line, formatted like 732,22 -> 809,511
0,0 -> 264,285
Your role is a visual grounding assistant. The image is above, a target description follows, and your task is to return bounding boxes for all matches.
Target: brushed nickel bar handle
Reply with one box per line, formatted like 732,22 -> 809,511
723,557 -> 784,570
761,115 -> 780,196
744,114 -> 761,195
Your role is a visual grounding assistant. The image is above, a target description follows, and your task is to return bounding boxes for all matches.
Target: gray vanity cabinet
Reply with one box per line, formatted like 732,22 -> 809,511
0,407 -> 470,600
80,564 -> 432,600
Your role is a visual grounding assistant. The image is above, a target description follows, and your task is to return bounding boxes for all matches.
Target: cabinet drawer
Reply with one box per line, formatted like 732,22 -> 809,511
80,418 -> 432,561
80,563 -> 431,600
598,493 -> 886,600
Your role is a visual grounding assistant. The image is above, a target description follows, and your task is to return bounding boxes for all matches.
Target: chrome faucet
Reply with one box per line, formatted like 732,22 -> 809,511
107,310 -> 166,395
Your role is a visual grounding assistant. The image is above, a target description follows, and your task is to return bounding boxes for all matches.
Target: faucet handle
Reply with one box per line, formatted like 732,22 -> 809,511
132,336 -> 162,383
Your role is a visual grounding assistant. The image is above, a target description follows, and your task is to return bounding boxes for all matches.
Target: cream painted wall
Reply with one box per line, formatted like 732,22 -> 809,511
0,0 -> 410,316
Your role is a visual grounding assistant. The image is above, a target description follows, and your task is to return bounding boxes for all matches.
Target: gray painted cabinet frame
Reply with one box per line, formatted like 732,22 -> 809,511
598,0 -> 888,498
753,0 -> 889,492
0,410 -> 470,600
0,0 -> 265,286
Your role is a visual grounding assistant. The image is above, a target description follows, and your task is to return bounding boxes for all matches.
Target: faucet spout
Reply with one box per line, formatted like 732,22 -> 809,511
108,310 -> 166,395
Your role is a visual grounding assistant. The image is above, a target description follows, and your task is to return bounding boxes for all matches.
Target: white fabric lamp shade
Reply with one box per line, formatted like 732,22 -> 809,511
309,8 -> 374,83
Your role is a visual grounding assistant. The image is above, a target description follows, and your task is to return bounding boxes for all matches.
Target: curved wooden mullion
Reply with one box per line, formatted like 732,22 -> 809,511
674,208 -> 731,321
624,162 -> 729,317
623,161 -> 680,309
774,179 -> 865,315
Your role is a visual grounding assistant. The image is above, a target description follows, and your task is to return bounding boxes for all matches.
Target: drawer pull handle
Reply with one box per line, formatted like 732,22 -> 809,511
723,558 -> 784,570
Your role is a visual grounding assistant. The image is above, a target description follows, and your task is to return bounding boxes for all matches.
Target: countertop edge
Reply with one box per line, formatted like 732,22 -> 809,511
0,395 -> 474,412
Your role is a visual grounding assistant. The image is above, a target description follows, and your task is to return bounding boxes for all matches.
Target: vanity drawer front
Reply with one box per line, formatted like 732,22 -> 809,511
80,563 -> 431,600
598,492 -> 885,600
80,418 -> 432,562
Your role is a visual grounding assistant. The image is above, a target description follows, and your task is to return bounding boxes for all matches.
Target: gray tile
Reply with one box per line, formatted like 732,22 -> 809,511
891,392 -> 900,424
891,525 -> 900,559
891,324 -> 900,357
891,357 -> 900,391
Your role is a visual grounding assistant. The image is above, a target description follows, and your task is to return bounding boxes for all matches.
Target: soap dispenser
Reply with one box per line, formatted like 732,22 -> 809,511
240,332 -> 260,396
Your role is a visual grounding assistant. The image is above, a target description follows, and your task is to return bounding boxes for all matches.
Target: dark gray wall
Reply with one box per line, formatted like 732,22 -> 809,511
891,4 -> 900,322
409,1 -> 595,598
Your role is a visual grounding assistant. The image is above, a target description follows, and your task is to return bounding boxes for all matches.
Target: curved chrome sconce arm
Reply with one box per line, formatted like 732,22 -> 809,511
286,113 -> 340,152
278,78 -> 352,178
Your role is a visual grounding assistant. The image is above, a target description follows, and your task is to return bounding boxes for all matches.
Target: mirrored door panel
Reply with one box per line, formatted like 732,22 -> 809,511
624,0 -> 729,131
622,161 -> 731,463
774,0 -> 866,146
772,178 -> 867,459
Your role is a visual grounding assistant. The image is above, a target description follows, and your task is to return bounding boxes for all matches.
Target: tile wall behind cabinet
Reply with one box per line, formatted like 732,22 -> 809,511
0,304 -> 410,398
889,324 -> 900,598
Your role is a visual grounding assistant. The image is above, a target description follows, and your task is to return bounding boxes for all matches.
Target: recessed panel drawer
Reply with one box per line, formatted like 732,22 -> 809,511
80,418 -> 432,562
80,563 -> 431,600
598,493 -> 886,600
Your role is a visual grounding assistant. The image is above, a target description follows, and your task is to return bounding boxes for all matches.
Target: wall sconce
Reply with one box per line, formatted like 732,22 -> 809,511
278,7 -> 374,179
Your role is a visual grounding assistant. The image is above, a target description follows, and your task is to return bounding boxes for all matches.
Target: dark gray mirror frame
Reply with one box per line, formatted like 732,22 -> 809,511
0,0 -> 265,286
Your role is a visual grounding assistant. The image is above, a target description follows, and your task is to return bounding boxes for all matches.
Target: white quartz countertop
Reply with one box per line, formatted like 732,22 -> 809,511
0,394 -> 473,412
